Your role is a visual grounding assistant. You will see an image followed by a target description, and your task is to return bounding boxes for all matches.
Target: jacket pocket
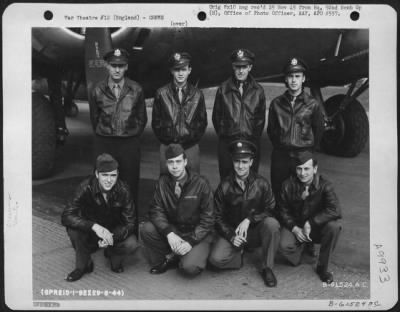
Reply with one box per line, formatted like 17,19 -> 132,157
294,119 -> 313,145
121,95 -> 136,112
219,119 -> 234,136
97,114 -> 113,134
177,196 -> 200,222
159,120 -> 174,138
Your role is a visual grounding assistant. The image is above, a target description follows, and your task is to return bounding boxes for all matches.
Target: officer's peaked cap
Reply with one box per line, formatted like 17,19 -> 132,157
231,49 -> 255,65
168,52 -> 192,69
283,57 -> 308,74
103,48 -> 129,64
229,140 -> 257,159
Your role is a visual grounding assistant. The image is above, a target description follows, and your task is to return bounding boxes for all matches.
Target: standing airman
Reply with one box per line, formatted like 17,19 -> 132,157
152,52 -> 207,175
90,48 -> 148,227
267,57 -> 325,199
212,49 -> 266,180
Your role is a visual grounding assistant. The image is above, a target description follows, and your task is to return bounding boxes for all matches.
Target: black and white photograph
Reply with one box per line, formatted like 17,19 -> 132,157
3,3 -> 397,310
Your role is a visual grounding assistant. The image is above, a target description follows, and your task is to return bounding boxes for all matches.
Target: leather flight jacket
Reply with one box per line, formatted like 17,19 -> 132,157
212,76 -> 266,141
277,174 -> 342,231
151,83 -> 208,149
267,90 -> 325,150
90,77 -> 148,137
61,176 -> 136,242
214,171 -> 276,241
148,170 -> 214,246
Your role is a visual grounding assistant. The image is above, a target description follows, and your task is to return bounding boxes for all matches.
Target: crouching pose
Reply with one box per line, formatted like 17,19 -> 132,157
62,154 -> 139,281
208,140 -> 281,287
141,144 -> 215,277
277,151 -> 342,284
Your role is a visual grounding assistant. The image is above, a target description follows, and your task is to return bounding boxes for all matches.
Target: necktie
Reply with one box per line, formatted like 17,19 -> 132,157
178,88 -> 183,103
113,84 -> 120,99
237,179 -> 246,191
301,185 -> 310,200
175,181 -> 181,198
238,83 -> 244,96
290,96 -> 296,107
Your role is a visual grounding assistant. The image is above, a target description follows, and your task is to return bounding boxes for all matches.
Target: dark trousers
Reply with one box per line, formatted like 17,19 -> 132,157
208,217 -> 281,270
67,227 -> 139,270
94,135 -> 141,225
140,221 -> 213,276
270,148 -> 312,199
217,138 -> 261,180
279,221 -> 341,270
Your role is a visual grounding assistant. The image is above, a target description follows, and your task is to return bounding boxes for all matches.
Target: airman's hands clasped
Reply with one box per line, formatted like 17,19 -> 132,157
92,223 -> 114,247
167,232 -> 192,256
232,218 -> 250,248
292,221 -> 312,243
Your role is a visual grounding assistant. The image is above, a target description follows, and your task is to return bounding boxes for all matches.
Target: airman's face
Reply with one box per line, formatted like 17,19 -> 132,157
170,65 -> 192,85
95,169 -> 118,192
285,72 -> 305,94
296,159 -> 317,185
166,154 -> 187,179
233,156 -> 253,179
233,64 -> 252,81
106,63 -> 128,82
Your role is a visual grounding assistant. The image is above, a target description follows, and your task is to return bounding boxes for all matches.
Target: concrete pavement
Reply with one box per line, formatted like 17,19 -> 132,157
33,215 -> 369,300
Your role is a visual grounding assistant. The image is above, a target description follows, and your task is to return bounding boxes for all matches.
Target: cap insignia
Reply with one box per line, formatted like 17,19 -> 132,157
237,50 -> 244,58
291,58 -> 298,65
114,49 -> 122,57
174,53 -> 181,61
237,142 -> 243,148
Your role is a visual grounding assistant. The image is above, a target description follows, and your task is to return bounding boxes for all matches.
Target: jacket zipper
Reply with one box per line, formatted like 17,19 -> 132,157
290,96 -> 296,145
239,87 -> 244,135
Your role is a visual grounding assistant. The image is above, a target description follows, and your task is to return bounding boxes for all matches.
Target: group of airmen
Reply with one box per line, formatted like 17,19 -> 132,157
61,47 -> 342,288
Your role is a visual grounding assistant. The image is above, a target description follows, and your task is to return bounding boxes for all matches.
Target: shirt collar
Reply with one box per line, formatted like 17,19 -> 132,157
235,176 -> 247,187
172,82 -> 188,93
233,78 -> 248,88
229,75 -> 256,90
285,90 -> 304,102
108,77 -> 125,90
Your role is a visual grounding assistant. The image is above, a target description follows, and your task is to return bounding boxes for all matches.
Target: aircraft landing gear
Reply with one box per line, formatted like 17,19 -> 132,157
311,78 -> 369,157
321,94 -> 369,157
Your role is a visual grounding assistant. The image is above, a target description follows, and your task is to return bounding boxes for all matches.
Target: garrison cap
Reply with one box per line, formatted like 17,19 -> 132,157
229,140 -> 257,159
165,144 -> 185,160
96,153 -> 119,172
231,49 -> 255,65
283,57 -> 308,74
168,52 -> 192,69
295,150 -> 315,166
103,48 -> 129,65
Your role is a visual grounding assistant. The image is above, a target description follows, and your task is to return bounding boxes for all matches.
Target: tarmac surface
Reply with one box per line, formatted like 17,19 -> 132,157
32,85 -> 370,304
